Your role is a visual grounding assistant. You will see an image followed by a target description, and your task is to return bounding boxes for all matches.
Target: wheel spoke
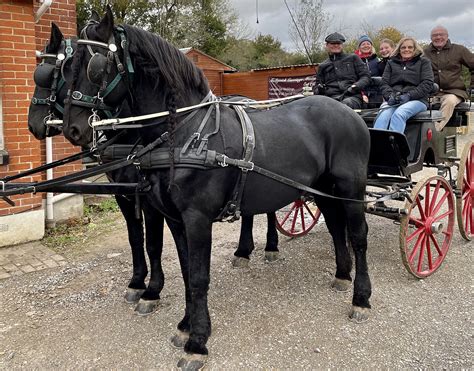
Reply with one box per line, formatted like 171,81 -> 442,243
415,196 -> 426,221
432,209 -> 453,223
431,190 -> 449,217
303,202 -> 317,220
407,225 -> 424,243
417,234 -> 426,273
299,205 -> 306,231
409,232 -> 425,264
424,183 -> 431,216
429,233 -> 444,257
428,181 -> 442,215
279,203 -> 298,225
290,206 -> 299,233
426,238 -> 433,271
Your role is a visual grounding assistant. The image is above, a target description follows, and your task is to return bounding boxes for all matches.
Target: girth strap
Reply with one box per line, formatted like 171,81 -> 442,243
217,105 -> 255,221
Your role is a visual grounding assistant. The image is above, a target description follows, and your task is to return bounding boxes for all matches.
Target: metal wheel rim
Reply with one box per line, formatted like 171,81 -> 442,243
275,198 -> 321,237
399,175 -> 455,278
456,141 -> 474,241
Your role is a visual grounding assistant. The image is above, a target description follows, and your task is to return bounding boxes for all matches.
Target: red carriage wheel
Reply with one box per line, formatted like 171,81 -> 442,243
456,141 -> 474,241
275,197 -> 321,237
400,175 -> 455,278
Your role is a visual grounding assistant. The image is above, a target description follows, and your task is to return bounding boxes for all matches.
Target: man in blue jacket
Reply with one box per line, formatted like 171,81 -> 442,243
315,32 -> 371,109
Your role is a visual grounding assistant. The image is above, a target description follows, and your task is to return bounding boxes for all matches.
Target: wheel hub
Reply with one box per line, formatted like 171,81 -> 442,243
424,217 -> 444,235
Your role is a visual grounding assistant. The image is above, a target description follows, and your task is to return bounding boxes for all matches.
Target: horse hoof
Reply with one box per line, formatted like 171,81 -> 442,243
331,278 -> 351,292
177,353 -> 207,371
170,331 -> 190,348
349,306 -> 370,323
124,288 -> 145,304
232,256 -> 249,268
134,299 -> 159,316
264,251 -> 280,263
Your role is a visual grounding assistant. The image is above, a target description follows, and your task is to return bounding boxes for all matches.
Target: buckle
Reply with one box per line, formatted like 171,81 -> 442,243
71,91 -> 83,100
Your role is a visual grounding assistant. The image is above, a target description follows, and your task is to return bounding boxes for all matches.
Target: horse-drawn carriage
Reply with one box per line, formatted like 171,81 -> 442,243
276,96 -> 473,278
1,11 -> 473,368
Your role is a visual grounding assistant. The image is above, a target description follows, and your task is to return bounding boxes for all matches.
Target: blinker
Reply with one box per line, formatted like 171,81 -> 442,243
87,53 -> 108,86
33,63 -> 55,89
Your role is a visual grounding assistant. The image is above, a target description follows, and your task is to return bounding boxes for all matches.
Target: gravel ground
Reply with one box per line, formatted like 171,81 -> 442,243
1,131 -> 473,369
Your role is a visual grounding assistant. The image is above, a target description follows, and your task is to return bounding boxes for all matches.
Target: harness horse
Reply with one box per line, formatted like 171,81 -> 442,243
62,8 -> 372,369
28,23 -> 279,316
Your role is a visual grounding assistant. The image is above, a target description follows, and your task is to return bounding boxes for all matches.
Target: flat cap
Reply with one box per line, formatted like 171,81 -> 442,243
325,32 -> 346,43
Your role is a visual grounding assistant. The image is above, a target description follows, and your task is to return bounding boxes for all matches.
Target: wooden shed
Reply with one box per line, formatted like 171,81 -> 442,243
223,64 -> 319,100
181,47 -> 235,96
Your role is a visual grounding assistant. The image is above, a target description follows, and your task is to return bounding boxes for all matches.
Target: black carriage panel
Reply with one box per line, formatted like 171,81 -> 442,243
367,129 -> 410,176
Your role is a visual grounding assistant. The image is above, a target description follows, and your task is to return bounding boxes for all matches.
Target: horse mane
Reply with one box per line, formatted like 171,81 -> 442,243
121,24 -> 210,97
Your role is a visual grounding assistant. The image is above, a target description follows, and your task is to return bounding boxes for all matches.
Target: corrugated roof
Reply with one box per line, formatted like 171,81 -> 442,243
251,63 -> 319,72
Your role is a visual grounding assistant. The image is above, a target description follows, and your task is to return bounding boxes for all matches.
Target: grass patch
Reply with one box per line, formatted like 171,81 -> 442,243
42,197 -> 123,252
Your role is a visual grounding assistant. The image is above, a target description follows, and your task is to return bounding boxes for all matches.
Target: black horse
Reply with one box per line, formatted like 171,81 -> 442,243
28,23 -> 278,315
63,8 -> 371,369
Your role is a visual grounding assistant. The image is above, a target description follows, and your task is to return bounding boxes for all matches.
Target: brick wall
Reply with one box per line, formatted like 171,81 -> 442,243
0,0 -> 79,217
0,0 -> 42,216
223,65 -> 318,100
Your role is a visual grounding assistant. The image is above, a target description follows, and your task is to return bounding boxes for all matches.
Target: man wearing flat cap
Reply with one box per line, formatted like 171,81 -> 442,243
315,32 -> 371,108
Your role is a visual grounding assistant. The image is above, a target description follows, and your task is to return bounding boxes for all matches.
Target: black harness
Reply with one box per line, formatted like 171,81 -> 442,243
62,25 -> 394,222
31,38 -> 75,134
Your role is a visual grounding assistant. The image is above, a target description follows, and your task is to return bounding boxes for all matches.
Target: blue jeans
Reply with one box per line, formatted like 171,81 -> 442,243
374,101 -> 428,133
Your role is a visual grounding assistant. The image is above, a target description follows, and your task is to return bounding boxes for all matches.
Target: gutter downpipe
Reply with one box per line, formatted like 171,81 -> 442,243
35,0 -> 53,23
36,0 -> 55,227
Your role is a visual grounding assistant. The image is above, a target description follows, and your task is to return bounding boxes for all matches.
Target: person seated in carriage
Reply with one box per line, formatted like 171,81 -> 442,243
378,38 -> 395,74
314,32 -> 371,109
423,25 -> 474,131
373,36 -> 434,133
354,35 -> 383,105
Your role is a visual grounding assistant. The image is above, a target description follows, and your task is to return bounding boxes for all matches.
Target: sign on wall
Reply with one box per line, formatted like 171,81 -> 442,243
268,75 -> 316,99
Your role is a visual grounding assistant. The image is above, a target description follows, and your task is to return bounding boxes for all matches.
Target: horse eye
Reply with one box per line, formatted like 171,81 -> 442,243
33,63 -> 55,89
87,53 -> 108,86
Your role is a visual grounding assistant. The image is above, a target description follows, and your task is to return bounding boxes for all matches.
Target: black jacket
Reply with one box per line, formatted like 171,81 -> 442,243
380,54 -> 434,106
316,52 -> 371,98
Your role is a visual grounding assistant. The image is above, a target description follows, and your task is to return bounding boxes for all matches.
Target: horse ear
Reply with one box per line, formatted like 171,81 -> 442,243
48,23 -> 64,53
95,5 -> 114,42
90,9 -> 100,22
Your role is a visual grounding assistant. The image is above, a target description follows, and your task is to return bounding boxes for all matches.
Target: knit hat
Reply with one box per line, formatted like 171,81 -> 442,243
358,35 -> 373,47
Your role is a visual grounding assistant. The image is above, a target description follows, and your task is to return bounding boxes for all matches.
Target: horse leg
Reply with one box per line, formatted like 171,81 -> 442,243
115,195 -> 148,304
134,204 -> 164,316
264,212 -> 279,262
167,218 -> 192,349
232,215 -> 255,268
176,212 -> 212,370
315,196 -> 353,293
344,202 -> 371,322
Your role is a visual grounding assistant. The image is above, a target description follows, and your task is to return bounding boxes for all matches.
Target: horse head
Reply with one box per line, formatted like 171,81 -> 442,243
28,23 -> 70,139
62,7 -> 133,146
63,5 -> 210,147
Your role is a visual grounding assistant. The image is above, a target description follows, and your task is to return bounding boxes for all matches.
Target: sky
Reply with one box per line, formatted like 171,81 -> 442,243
228,0 -> 474,51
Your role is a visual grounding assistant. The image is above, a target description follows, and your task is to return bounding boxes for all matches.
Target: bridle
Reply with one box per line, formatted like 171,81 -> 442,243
66,22 -> 134,126
32,38 -> 75,132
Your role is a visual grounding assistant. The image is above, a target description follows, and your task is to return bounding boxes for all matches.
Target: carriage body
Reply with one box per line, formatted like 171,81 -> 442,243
278,100 -> 473,278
